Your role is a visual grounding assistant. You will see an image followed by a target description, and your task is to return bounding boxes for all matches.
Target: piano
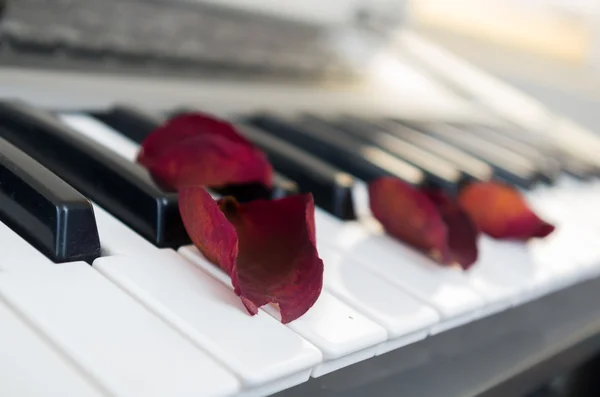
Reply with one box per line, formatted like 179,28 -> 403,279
1,1 -> 600,396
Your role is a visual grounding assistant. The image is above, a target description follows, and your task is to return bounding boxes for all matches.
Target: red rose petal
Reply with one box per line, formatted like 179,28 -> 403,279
179,186 -> 324,323
137,113 -> 272,189
423,189 -> 479,269
138,113 -> 255,165
458,181 -> 555,240
179,186 -> 238,275
221,193 -> 323,324
142,134 -> 272,190
368,177 -> 453,264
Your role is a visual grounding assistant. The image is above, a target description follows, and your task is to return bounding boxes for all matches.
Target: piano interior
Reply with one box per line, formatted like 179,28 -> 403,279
1,1 -> 600,397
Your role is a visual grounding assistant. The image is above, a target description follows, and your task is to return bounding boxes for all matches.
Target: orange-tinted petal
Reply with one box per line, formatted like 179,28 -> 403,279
458,181 -> 555,240
179,186 -> 323,323
423,189 -> 479,269
368,177 -> 452,264
137,113 -> 272,189
220,193 -> 323,324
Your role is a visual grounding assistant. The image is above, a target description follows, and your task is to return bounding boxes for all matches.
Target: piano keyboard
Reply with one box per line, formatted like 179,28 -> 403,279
1,66 -> 600,396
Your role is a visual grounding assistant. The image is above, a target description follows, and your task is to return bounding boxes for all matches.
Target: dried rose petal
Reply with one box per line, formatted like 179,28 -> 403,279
180,186 -> 323,323
140,113 -> 322,322
368,178 -> 448,262
138,113 -> 255,165
423,189 -> 479,269
369,177 -> 449,260
458,181 -> 555,240
179,187 -> 238,274
368,177 -> 479,268
137,113 -> 272,189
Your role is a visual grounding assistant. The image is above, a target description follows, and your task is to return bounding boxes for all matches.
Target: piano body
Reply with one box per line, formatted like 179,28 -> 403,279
0,1 -> 600,396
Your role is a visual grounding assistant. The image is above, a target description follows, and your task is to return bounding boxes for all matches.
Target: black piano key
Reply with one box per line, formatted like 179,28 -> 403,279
0,100 -> 189,248
236,123 -> 356,219
172,108 -> 356,215
0,136 -> 101,263
90,105 -> 161,144
407,120 -> 595,180
559,156 -> 597,180
450,122 -> 561,184
308,115 -> 465,194
399,121 -> 539,188
92,106 -> 301,202
479,123 -> 600,179
216,173 -> 298,203
246,114 -> 425,186
348,117 -> 494,182
271,173 -> 299,199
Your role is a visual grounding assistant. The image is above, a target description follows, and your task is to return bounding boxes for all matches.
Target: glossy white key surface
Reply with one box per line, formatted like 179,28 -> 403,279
562,184 -> 600,277
0,221 -> 55,271
0,300 -> 104,397
92,203 -> 159,257
94,250 -> 321,395
466,236 -> 533,310
59,113 -> 140,161
179,246 -> 387,377
532,181 -> 600,281
263,292 -> 387,377
314,210 -> 485,328
0,263 -> 239,397
527,184 -> 595,292
319,246 -> 439,353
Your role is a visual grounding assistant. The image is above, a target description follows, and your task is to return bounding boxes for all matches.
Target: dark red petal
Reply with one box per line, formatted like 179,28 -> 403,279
423,189 -> 479,269
137,112 -> 273,189
219,193 -> 324,324
138,113 -> 255,166
179,187 -> 323,323
458,181 -> 555,240
140,134 -> 273,190
368,177 -> 453,264
179,186 -> 238,275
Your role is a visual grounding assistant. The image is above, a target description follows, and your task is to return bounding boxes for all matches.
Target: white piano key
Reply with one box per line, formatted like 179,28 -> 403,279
465,236 -> 534,309
262,292 -> 387,378
0,262 -> 240,397
565,183 -> 600,232
553,227 -> 600,282
527,187 -> 598,285
92,202 -> 159,257
178,246 -> 388,377
482,237 -> 556,303
527,231 -> 580,296
522,187 -> 593,297
93,250 -> 322,396
0,220 -> 55,271
58,113 -> 140,161
0,300 -> 104,397
313,210 -> 485,333
543,183 -> 600,278
318,246 -> 439,355
569,186 -> 600,277
0,223 -> 108,395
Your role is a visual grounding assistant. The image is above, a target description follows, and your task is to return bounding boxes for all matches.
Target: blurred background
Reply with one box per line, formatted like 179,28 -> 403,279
4,0 -> 600,132
408,0 -> 600,134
